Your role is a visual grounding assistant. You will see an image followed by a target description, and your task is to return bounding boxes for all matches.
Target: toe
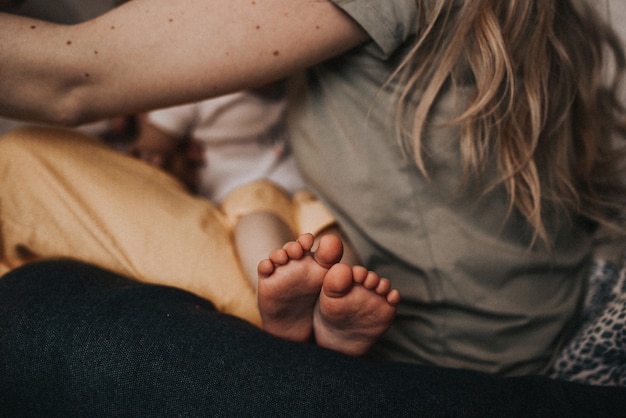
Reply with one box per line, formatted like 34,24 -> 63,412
269,248 -> 289,265
322,263 -> 353,298
296,233 -> 315,251
257,259 -> 275,277
314,234 -> 344,268
387,289 -> 401,305
362,271 -> 380,290
351,265 -> 368,284
284,241 -> 305,259
375,278 -> 392,295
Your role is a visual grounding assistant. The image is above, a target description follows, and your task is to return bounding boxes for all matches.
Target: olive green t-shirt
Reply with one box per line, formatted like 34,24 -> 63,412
287,0 -> 592,376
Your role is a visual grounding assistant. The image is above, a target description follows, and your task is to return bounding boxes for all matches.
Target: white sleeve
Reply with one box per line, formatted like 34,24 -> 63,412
146,102 -> 199,139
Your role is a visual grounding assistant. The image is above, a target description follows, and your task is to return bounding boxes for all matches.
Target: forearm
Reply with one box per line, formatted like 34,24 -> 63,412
0,0 -> 368,126
0,14 -> 82,124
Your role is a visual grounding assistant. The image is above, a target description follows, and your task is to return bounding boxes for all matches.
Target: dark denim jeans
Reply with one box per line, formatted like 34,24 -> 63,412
1,260 -> 624,417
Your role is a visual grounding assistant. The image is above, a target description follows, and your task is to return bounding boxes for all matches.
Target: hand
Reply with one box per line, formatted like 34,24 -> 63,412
129,147 -> 169,167
127,114 -> 178,168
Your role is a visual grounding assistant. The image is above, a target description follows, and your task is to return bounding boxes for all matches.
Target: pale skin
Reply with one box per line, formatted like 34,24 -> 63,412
0,0 -> 369,124
0,0 -> 396,355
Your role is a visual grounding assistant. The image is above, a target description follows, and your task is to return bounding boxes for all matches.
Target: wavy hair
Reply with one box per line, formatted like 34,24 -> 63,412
394,0 -> 626,247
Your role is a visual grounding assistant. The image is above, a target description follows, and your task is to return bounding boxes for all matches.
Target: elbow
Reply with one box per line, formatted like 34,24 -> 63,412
36,73 -> 107,127
4,74 -> 96,127
44,92 -> 96,127
1,90 -> 90,128
53,110 -> 91,129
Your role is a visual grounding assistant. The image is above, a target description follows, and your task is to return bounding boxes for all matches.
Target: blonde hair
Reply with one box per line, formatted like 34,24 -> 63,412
395,0 -> 626,246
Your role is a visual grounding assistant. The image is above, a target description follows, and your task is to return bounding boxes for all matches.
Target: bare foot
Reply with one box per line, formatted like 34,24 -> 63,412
257,233 -> 344,342
314,264 -> 400,356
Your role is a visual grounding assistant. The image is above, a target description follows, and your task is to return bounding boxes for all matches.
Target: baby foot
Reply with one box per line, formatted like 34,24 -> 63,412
314,264 -> 400,356
257,233 -> 343,342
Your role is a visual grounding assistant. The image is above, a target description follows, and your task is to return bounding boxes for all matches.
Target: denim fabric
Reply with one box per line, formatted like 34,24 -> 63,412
1,260 -> 625,417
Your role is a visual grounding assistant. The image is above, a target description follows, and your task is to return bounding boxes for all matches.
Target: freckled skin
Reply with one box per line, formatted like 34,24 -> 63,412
0,0 -> 371,127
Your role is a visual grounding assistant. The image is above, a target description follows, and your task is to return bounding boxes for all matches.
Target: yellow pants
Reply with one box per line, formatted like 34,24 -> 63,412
0,126 -> 335,327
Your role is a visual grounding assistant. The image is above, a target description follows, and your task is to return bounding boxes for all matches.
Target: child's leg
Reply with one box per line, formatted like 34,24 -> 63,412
233,211 -> 294,290
221,180 -> 300,290
314,264 -> 400,356
0,126 -> 260,326
257,233 -> 343,342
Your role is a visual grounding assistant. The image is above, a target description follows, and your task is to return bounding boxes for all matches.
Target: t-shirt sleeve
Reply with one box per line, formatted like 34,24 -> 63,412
331,0 -> 419,58
146,102 -> 199,139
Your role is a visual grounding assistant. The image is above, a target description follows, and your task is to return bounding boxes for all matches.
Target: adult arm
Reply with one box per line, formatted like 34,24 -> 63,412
0,0 -> 369,125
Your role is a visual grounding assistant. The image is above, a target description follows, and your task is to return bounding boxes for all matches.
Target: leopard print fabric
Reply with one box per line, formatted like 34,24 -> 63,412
549,254 -> 626,386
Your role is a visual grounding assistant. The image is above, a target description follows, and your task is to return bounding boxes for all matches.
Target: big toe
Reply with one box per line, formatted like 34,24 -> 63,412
315,234 -> 344,268
322,263 -> 353,298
